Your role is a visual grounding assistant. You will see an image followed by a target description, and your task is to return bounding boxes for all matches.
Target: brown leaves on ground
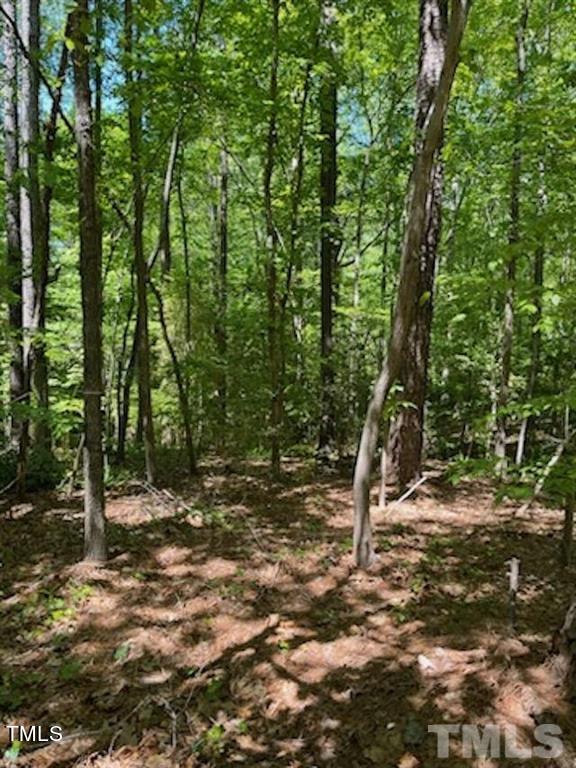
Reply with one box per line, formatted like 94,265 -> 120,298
0,461 -> 574,767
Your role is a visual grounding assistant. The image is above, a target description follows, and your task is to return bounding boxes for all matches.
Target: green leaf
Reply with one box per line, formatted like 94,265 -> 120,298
113,643 -> 131,662
4,741 -> 22,760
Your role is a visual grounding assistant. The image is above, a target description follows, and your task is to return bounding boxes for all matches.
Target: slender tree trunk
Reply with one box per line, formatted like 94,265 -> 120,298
156,124 -> 180,273
71,0 -> 107,562
318,2 -> 339,457
289,56 -> 315,393
116,314 -> 139,465
213,147 -> 229,451
94,0 -> 103,173
378,420 -> 390,509
124,0 -> 156,483
353,0 -> 471,569
388,0 -> 448,490
350,144 -> 371,426
263,0 -> 281,473
177,173 -> 193,352
18,0 -> 47,458
2,0 -> 24,449
516,161 -> 545,465
150,283 -> 196,475
114,269 -> 135,464
495,0 -> 528,477
35,18 -> 72,457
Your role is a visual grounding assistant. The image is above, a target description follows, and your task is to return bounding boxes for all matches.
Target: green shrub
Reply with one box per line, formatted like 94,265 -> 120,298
0,447 -> 65,492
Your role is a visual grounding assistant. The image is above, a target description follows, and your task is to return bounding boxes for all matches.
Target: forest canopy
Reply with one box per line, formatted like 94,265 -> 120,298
1,0 -> 575,555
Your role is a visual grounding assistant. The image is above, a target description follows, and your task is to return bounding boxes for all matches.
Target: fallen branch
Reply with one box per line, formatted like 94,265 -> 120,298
0,477 -> 17,497
517,431 -> 573,516
388,474 -> 428,510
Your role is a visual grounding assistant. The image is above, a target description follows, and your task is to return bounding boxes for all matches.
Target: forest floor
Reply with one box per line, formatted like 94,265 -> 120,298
1,460 -> 575,768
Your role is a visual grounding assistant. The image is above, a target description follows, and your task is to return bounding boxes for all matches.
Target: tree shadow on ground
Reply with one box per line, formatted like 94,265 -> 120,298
0,461 -> 574,766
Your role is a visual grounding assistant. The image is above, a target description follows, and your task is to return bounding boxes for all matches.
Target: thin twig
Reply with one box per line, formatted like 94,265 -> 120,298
388,475 -> 428,510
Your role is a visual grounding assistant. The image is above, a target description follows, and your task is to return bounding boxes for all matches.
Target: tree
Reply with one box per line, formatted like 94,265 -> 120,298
388,0 -> 448,489
1,0 -> 24,452
515,160 -> 545,465
353,0 -> 472,569
212,147 -> 229,450
124,0 -> 157,484
318,1 -> 339,457
263,0 -> 282,473
494,0 -> 528,477
71,0 -> 107,562
19,0 -> 51,452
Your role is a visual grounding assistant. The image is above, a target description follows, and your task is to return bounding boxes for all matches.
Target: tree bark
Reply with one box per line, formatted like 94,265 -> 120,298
94,0 -> 103,173
115,282 -> 136,465
157,124 -> 180,273
388,0 -> 448,490
1,0 -> 24,449
71,0 -> 107,562
352,0 -> 471,569
263,0 -> 282,473
495,0 -> 528,477
318,1 -> 339,457
124,0 -> 156,483
36,18 -> 72,457
288,53 -> 315,393
19,0 -> 52,452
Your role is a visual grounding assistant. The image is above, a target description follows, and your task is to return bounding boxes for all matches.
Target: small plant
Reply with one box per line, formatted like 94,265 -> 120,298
379,537 -> 393,552
3,740 -> 22,761
113,643 -> 131,663
58,658 -> 82,681
205,675 -> 225,702
203,723 -> 226,755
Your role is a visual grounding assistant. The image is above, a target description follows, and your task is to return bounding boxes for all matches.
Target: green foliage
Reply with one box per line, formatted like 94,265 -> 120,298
3,741 -> 22,761
113,643 -> 131,663
26,447 -> 66,491
0,447 -> 65,492
444,457 -> 497,486
0,0 -> 575,485
0,671 -> 40,713
58,658 -> 83,682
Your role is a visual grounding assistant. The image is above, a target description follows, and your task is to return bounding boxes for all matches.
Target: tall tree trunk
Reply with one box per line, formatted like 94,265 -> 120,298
36,18 -> 72,457
350,143 -> 371,427
352,0 -> 471,569
71,0 -> 107,562
263,0 -> 281,473
318,1 -> 339,457
2,0 -> 24,450
288,55 -> 315,395
516,160 -> 545,465
388,0 -> 448,490
124,0 -> 156,483
495,0 -> 528,477
212,147 -> 229,451
19,0 -> 48,455
94,0 -> 103,173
